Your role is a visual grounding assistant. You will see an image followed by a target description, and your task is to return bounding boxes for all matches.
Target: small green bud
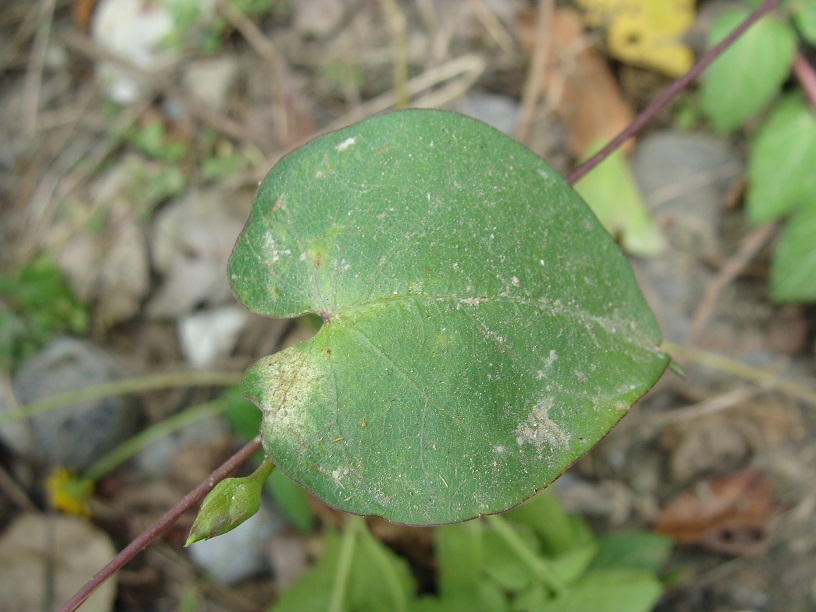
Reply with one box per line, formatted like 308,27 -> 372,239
186,458 -> 274,546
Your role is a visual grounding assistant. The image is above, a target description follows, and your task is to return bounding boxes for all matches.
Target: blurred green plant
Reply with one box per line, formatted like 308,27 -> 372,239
0,256 -> 88,371
270,494 -> 671,612
124,118 -> 188,163
164,0 -> 277,54
699,1 -> 816,301
200,140 -> 258,181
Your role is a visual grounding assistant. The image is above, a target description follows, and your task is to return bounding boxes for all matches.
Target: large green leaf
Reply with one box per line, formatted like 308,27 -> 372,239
700,9 -> 795,133
229,109 -> 668,525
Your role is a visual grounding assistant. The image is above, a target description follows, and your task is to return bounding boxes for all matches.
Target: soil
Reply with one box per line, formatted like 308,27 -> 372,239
1,1 -> 815,611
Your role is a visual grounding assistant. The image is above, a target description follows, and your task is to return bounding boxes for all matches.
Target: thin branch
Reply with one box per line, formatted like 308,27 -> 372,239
514,0 -> 554,144
216,0 -> 292,146
638,384 -> 772,429
793,51 -> 816,113
0,370 -> 242,426
379,0 -> 409,109
59,437 -> 262,612
686,223 -> 777,344
567,0 -> 781,185
21,0 -> 56,136
663,341 -> 816,409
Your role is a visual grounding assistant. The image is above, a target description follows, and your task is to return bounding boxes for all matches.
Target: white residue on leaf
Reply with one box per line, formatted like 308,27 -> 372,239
264,234 -> 291,263
335,136 -> 356,152
255,349 -> 318,444
544,349 -> 557,368
511,276 -> 520,287
331,466 -> 350,488
457,297 -> 484,306
516,396 -> 569,454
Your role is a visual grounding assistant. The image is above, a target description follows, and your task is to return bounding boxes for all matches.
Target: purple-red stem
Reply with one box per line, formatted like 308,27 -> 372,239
793,52 -> 816,112
567,0 -> 781,185
59,437 -> 262,612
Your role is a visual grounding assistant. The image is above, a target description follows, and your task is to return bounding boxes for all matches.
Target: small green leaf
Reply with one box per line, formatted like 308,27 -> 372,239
265,469 -> 313,532
186,458 -> 274,545
769,200 -> 816,303
434,521 -> 481,592
589,531 -> 673,573
230,109 -> 668,525
505,492 -> 591,557
790,0 -> 816,45
747,93 -> 816,223
539,569 -> 663,612
549,542 -> 599,585
223,385 -> 262,441
270,521 -> 415,612
574,140 -> 665,257
0,255 -> 88,369
483,523 -> 540,591
700,9 -> 796,133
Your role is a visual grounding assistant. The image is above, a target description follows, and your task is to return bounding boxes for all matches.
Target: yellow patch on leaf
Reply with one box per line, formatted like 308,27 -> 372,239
577,0 -> 695,76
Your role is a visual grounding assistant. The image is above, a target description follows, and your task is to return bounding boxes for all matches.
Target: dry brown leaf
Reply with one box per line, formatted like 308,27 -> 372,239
519,8 -> 634,157
654,469 -> 775,557
72,0 -> 98,31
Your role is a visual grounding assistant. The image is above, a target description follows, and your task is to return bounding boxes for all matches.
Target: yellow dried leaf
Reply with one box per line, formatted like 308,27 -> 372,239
577,0 -> 694,76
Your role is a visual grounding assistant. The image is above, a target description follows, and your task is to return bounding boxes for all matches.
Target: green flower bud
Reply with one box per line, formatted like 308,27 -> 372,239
186,458 -> 274,546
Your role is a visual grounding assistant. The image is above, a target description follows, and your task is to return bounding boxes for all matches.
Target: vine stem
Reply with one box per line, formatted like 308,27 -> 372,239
793,52 -> 816,112
0,370 -> 242,426
567,0 -> 781,185
59,437 -> 262,612
328,516 -> 365,612
81,399 -> 225,483
489,515 -> 566,597
662,341 -> 816,409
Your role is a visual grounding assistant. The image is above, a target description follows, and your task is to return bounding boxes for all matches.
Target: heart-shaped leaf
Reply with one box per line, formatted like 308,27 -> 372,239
229,110 -> 668,525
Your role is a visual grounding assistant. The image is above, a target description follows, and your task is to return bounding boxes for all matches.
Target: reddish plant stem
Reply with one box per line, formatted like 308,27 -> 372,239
793,52 -> 816,112
59,437 -> 262,612
567,0 -> 781,186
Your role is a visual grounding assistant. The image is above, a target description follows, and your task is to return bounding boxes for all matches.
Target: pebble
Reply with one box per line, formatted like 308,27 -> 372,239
178,306 -> 250,368
454,93 -> 520,135
148,188 -> 250,318
0,513 -> 117,611
147,188 -> 252,318
0,337 -> 143,471
181,56 -> 240,113
630,130 -> 743,342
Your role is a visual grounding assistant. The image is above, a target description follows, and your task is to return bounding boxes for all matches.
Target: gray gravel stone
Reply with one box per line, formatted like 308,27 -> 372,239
630,130 -> 743,342
0,337 -> 142,471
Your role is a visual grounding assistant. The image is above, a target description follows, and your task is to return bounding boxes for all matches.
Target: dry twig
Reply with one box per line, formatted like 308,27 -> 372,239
686,223 -> 777,344
21,0 -> 57,136
514,0 -> 554,144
